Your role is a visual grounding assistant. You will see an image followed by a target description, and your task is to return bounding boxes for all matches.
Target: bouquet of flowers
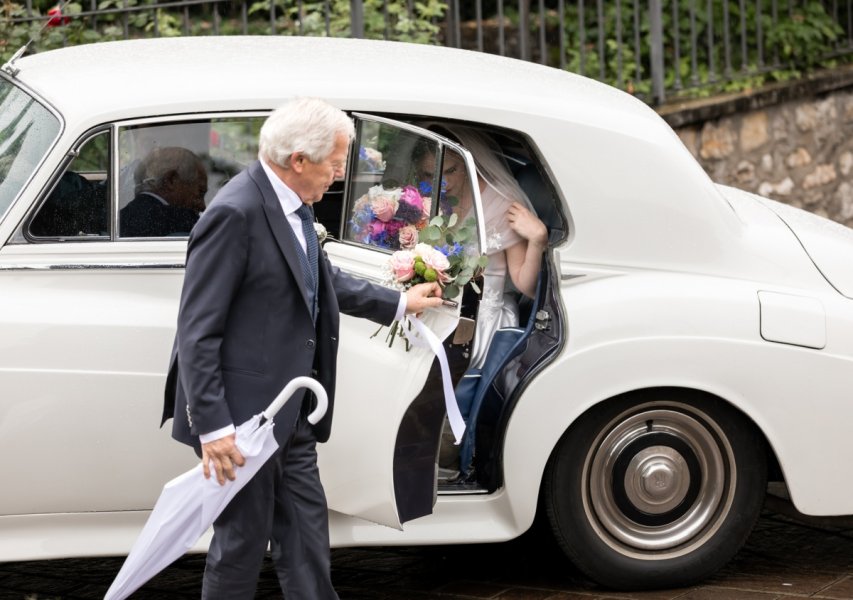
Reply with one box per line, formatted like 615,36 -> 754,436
349,184 -> 431,249
388,213 -> 486,300
375,211 -> 488,349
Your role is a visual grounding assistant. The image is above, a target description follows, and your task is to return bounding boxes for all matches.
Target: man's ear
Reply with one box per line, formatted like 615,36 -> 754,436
289,152 -> 305,174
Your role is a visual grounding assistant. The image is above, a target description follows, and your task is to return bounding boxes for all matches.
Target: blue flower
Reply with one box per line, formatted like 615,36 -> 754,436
438,242 -> 463,257
418,180 -> 432,195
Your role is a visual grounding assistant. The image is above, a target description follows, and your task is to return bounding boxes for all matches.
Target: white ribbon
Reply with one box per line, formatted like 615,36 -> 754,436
401,316 -> 466,445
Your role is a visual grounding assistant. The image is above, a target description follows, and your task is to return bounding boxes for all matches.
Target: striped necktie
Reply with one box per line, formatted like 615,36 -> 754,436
295,203 -> 319,318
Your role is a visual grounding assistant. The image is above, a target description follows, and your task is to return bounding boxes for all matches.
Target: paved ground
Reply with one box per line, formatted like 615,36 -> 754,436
1,504 -> 852,599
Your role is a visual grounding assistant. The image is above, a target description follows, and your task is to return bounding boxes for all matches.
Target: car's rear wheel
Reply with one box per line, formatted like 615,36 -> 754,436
544,390 -> 766,590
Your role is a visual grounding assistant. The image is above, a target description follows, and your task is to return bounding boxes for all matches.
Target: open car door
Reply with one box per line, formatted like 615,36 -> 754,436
317,114 -> 485,529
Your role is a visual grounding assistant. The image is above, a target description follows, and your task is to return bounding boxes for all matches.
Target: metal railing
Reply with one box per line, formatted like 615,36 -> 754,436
4,0 -> 853,105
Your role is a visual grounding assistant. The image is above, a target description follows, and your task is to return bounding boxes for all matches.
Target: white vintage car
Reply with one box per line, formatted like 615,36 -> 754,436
2,36 -> 852,590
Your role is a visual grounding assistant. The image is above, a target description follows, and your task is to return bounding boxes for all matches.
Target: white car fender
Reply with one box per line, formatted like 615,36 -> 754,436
499,270 -> 853,529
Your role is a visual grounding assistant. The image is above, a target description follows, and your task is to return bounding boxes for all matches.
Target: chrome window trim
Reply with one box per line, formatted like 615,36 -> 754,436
0,262 -> 185,271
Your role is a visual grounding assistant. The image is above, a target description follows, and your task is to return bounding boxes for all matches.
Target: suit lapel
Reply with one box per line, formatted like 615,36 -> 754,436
248,161 -> 313,315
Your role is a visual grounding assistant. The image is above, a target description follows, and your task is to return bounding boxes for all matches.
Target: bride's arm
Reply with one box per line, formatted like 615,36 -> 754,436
505,201 -> 548,298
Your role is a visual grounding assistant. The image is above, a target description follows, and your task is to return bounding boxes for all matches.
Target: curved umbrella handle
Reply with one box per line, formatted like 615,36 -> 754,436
263,376 -> 328,425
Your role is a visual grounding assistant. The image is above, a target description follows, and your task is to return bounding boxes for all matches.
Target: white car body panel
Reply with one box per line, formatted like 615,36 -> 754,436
1,36 -> 852,568
0,242 -> 196,517
760,196 -> 853,298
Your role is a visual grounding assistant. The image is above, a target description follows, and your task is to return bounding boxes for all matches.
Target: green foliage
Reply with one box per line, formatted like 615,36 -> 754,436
554,0 -> 850,102
245,0 -> 444,42
765,1 -> 844,71
557,0 -> 649,94
427,213 -> 484,300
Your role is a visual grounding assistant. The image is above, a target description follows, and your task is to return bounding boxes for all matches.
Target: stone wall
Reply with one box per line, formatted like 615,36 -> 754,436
669,87 -> 853,227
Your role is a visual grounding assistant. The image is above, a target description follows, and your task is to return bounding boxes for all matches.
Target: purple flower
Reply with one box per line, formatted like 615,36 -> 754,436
368,220 -> 386,239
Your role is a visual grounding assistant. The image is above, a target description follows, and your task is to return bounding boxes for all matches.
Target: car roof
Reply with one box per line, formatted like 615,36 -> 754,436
8,36 -> 759,277
12,36 -> 662,136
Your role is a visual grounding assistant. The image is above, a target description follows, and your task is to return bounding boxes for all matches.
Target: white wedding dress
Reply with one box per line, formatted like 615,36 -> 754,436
467,185 -> 524,370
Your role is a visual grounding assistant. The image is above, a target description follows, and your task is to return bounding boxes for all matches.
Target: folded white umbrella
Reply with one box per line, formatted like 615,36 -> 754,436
104,376 -> 327,600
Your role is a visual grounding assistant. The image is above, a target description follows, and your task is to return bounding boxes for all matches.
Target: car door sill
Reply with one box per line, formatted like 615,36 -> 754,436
437,484 -> 490,495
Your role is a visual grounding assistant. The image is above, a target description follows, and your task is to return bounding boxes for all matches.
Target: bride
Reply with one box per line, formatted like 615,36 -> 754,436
416,124 -> 548,477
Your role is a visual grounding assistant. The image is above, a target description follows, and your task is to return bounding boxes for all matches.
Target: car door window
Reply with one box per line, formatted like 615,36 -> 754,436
343,118 -> 485,259
345,122 -> 438,250
28,131 -> 110,239
117,118 -> 262,239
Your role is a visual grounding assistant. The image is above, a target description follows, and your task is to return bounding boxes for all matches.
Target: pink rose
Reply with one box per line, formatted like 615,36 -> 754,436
398,225 -> 419,249
424,249 -> 450,274
414,244 -> 451,282
370,195 -> 398,222
421,197 -> 431,219
400,186 -> 424,212
389,250 -> 415,282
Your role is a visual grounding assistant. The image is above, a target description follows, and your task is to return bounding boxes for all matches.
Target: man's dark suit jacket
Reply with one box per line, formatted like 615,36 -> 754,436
121,193 -> 199,238
162,160 -> 399,448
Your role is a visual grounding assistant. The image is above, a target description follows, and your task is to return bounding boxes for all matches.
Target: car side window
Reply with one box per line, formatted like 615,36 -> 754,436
117,119 -> 261,239
29,131 -> 110,239
344,120 -> 471,252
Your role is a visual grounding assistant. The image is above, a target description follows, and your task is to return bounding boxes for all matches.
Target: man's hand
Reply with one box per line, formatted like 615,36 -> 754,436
405,282 -> 444,316
201,434 -> 246,486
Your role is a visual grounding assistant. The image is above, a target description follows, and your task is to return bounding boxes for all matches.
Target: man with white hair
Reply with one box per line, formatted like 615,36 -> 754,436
162,97 -> 443,599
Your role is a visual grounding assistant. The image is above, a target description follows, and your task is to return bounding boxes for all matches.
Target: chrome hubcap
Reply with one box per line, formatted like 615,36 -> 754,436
584,405 -> 736,558
624,445 -> 690,515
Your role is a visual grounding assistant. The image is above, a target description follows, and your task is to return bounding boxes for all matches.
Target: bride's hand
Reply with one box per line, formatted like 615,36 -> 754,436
507,202 -> 547,248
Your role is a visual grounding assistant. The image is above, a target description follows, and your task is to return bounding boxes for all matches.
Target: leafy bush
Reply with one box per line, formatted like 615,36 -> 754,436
553,0 -> 849,100
766,1 -> 844,72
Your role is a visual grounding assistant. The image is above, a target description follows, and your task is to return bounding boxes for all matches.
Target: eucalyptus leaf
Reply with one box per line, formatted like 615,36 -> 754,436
444,284 -> 460,299
423,225 -> 441,242
448,213 -> 458,227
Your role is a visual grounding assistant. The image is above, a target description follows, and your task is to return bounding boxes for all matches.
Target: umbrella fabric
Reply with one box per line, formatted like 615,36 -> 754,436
104,376 -> 327,600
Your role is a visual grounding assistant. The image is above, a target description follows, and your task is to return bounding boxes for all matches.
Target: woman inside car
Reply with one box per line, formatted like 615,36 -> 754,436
416,125 -> 548,480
